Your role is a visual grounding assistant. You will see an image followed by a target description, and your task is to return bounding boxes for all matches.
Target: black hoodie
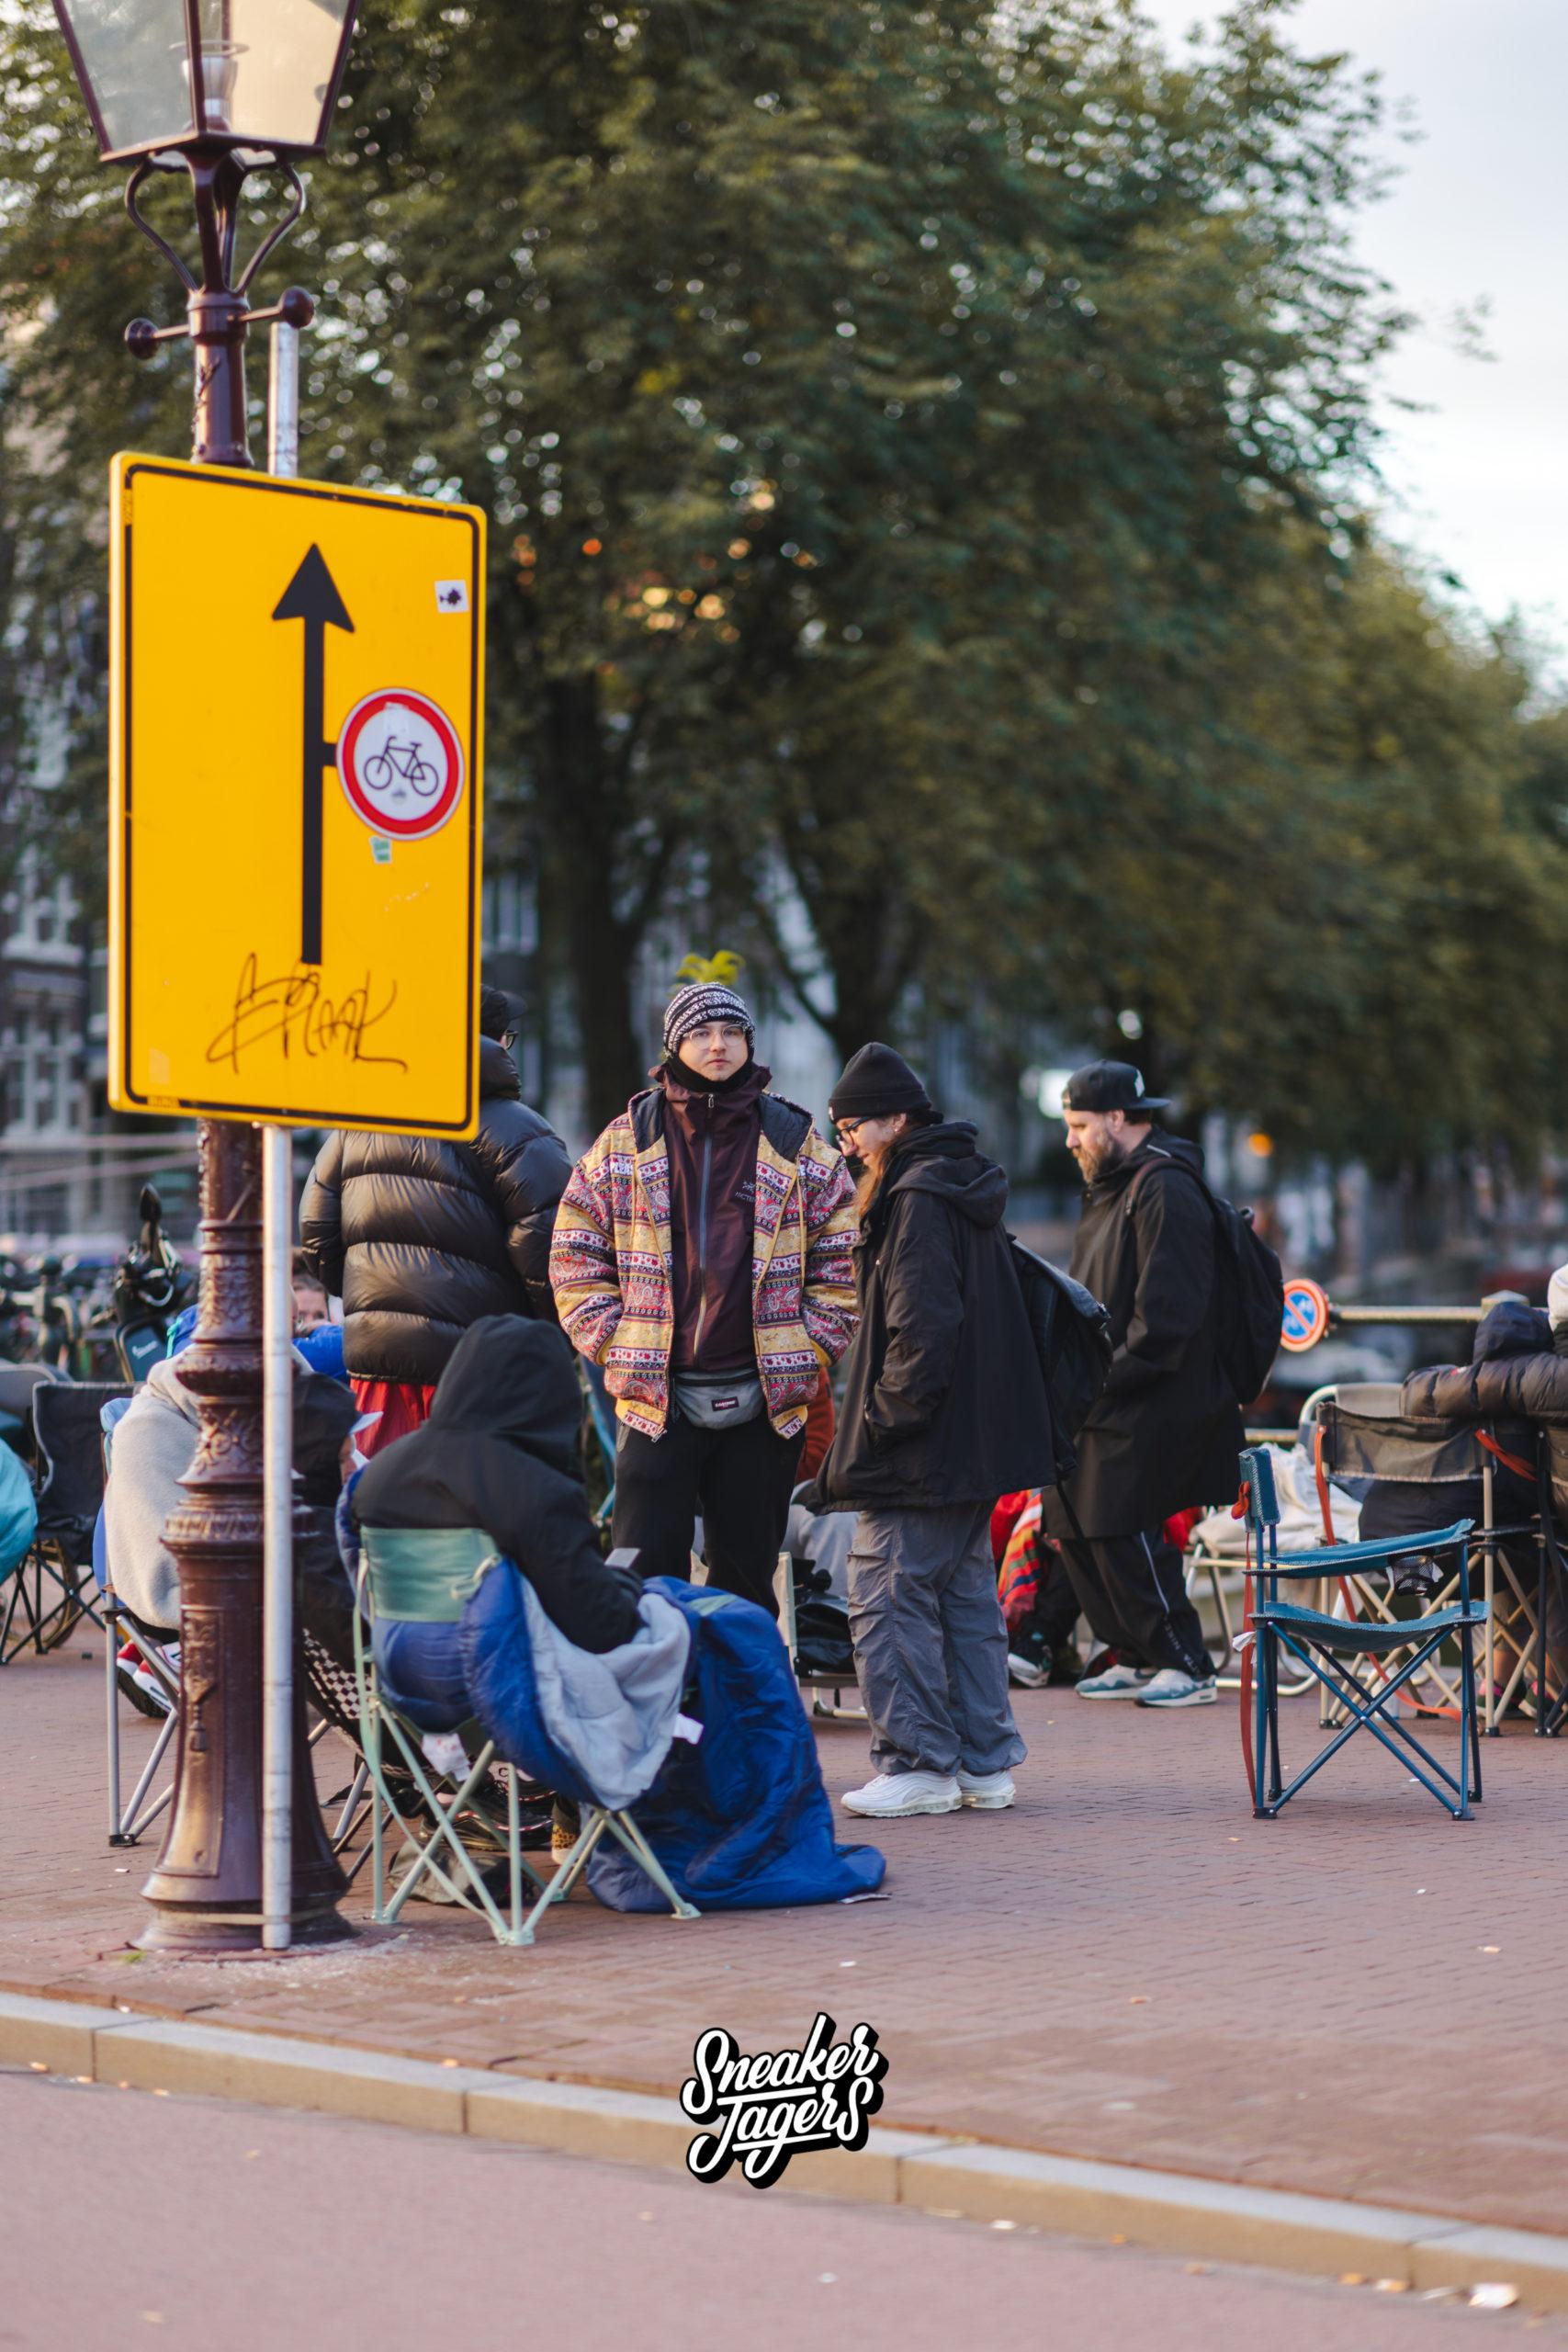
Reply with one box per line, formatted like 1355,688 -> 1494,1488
818,1122 -> 1054,1510
352,1315 -> 642,1652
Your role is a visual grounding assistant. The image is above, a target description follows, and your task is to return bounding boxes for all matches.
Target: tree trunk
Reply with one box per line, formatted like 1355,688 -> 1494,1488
535,671 -> 652,1135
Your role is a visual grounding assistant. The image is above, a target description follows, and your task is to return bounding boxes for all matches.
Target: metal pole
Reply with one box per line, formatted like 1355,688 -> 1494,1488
261,320 -> 302,1952
260,1125 -> 293,1949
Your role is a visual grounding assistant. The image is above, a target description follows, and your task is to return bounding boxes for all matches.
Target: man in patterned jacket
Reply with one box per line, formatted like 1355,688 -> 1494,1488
551,980 -> 858,1616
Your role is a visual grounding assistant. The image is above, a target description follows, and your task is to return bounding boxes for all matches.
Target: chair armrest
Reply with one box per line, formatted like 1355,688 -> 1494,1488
1270,1519 -> 1473,1577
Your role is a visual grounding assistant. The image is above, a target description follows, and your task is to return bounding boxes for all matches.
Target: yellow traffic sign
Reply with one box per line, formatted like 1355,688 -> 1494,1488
108,453 -> 485,1135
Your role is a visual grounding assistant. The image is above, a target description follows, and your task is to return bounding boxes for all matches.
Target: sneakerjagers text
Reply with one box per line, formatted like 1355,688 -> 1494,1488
680,2012 -> 888,2188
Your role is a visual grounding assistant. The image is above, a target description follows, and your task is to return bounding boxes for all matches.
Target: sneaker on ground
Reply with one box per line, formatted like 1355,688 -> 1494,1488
116,1642 -> 175,1718
840,1770 -> 961,1817
1135,1668 -> 1218,1709
1007,1652 -> 1048,1689
1076,1662 -> 1155,1701
956,1770 -> 1015,1810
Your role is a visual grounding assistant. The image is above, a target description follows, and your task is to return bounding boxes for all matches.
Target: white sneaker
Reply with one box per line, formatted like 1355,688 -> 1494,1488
1135,1668 -> 1217,1709
1076,1662 -> 1155,1701
957,1770 -> 1015,1810
840,1770 -> 961,1817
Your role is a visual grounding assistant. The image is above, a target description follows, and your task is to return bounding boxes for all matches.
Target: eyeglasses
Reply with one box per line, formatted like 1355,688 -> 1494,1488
834,1117 -> 865,1144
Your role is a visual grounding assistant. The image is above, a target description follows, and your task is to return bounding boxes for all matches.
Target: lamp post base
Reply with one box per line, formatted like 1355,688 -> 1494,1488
135,1902 -> 355,1959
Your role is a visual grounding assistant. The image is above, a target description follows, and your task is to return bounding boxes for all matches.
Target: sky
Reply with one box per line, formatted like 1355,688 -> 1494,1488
1134,0 -> 1568,673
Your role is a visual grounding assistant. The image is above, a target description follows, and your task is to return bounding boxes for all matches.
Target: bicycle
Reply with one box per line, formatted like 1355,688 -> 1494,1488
363,735 -> 441,798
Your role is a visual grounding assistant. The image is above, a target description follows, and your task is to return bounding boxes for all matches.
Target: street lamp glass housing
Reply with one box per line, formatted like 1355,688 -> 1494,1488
52,0 -> 357,163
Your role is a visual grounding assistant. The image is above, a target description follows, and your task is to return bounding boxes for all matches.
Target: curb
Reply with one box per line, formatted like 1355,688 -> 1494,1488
5,1988 -> 1566,2305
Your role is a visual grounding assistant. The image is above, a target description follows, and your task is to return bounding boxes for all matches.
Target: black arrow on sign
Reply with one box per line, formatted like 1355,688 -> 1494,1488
272,544 -> 355,967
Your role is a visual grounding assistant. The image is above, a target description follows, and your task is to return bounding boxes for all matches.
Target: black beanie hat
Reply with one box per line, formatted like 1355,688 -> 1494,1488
829,1042 -> 932,1124
479,985 -> 513,1042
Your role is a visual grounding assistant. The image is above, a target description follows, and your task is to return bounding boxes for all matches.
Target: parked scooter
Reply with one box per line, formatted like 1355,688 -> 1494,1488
111,1185 -> 188,1381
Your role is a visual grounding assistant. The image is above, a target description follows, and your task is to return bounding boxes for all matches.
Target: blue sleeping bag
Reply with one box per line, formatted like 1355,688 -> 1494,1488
587,1577 -> 886,1913
0,1441 -> 37,1585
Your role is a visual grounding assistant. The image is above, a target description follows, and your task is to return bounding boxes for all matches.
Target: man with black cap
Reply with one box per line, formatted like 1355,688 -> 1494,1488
299,984 -> 571,1456
551,978 -> 858,1614
1040,1061 -> 1242,1708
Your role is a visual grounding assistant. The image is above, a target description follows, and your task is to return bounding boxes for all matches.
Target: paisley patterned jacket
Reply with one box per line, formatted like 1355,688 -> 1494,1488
550,1087 -> 859,1440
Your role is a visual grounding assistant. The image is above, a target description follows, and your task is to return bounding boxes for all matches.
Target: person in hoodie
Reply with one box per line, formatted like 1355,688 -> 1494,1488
1041,1061 -> 1241,1710
351,1317 -> 645,1722
816,1044 -> 1050,1819
104,1347 -> 357,1640
299,985 -> 571,1456
551,978 -> 858,1616
1397,1291 -> 1567,1682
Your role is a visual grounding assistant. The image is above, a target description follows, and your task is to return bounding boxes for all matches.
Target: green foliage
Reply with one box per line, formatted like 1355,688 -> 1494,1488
0,0 -> 1564,1152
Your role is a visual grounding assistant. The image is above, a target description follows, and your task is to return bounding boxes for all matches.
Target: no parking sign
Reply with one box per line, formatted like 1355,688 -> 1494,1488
1280,1276 -> 1330,1352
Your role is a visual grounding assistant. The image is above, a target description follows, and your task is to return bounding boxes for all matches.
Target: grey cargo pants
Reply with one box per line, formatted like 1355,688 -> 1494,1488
845,1501 -> 1027,1780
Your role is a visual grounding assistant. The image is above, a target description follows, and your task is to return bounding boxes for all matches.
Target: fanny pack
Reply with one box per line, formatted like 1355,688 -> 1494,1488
672,1373 -> 765,1430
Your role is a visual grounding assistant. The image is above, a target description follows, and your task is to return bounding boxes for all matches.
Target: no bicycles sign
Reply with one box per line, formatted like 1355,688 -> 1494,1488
107,453 -> 485,1136
339,687 -> 465,840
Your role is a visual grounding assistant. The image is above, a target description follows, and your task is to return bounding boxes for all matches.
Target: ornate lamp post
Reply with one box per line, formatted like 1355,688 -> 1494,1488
51,0 -> 360,1951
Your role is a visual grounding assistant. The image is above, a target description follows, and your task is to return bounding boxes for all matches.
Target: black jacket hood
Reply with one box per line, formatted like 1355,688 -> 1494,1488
885,1122 -> 1008,1229
1085,1131 -> 1202,1205
1473,1299 -> 1552,1364
426,1314 -> 581,1476
479,1035 -> 521,1102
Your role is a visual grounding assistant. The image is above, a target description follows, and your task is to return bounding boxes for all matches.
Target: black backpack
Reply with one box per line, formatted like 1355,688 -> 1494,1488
1129,1160 -> 1284,1408
1008,1239 -> 1113,1485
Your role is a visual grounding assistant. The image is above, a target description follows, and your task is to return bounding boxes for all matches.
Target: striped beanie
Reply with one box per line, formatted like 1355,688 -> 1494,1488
662,980 -> 755,1058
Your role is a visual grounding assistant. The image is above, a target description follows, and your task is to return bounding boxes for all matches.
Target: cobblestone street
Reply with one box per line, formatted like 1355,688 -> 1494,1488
5,1647 -> 1564,2235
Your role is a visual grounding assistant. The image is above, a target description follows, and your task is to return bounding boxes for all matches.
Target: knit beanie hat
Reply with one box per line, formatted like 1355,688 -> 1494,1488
479,985 -> 513,1042
829,1042 -> 932,1124
662,980 -> 755,1059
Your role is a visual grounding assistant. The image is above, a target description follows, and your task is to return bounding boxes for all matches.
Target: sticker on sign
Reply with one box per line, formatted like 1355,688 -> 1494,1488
339,687 -> 465,839
434,579 -> 470,611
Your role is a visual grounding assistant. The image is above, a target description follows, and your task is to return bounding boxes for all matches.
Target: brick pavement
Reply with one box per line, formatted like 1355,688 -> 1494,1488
3,1645 -> 1565,2234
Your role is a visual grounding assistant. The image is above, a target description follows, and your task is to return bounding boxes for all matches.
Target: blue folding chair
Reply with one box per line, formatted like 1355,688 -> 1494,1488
1240,1445 -> 1488,1821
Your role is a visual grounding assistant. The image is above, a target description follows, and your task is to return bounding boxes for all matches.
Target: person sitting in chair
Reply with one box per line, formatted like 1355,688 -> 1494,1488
351,1315 -> 645,1693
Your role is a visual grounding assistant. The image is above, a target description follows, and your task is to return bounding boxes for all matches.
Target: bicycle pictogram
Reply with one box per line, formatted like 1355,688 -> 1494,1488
363,735 -> 442,797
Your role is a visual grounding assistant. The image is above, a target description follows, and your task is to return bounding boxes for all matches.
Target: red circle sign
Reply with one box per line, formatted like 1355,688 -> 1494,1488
1280,1276 -> 1330,1353
339,688 -> 464,839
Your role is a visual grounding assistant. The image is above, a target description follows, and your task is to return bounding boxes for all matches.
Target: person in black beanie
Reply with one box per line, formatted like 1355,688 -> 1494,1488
299,982 -> 571,1456
817,1043 -> 1052,1818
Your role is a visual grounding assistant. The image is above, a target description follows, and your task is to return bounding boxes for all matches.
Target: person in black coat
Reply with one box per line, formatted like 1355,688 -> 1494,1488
353,1315 -> 644,1666
299,987 -> 571,1453
818,1044 -> 1051,1821
1040,1061 -> 1242,1708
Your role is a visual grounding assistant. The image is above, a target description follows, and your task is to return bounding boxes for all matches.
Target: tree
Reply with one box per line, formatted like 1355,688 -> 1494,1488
2,0 -> 1565,1159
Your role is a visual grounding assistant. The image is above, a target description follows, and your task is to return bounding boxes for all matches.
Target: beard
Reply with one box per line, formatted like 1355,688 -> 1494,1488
1077,1128 -> 1133,1183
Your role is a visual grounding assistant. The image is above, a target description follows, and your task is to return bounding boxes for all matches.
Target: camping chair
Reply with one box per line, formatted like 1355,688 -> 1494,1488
1,1379 -> 131,1665
1240,1444 -> 1486,1820
1302,1383 -> 1543,1734
774,1550 -> 866,1723
1534,1441 -> 1568,1739
355,1528 -> 695,1947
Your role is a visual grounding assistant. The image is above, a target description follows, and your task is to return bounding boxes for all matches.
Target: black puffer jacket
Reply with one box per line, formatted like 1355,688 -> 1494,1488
1040,1136 -> 1244,1540
1403,1300 -> 1567,1519
818,1123 -> 1053,1510
299,1038 -> 571,1385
